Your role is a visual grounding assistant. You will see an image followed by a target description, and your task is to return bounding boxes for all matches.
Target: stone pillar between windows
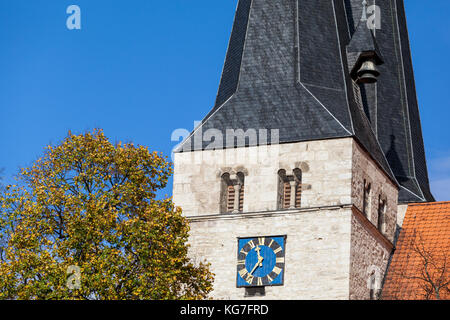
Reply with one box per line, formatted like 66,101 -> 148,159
233,184 -> 241,213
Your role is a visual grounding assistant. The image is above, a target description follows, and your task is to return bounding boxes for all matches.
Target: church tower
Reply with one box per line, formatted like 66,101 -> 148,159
172,0 -> 433,299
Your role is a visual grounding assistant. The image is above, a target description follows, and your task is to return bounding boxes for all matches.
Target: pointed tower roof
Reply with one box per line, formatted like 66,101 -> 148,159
344,0 -> 434,203
177,0 -> 434,203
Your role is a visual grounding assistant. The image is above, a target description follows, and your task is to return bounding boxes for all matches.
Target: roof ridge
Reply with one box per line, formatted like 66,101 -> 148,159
408,201 -> 450,207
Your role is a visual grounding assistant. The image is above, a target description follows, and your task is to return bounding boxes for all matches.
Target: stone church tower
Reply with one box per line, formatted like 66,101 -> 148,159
172,0 -> 433,299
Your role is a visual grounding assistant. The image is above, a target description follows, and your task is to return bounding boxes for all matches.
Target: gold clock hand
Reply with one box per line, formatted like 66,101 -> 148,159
249,247 -> 264,275
249,261 -> 259,275
249,257 -> 263,275
256,247 -> 264,269
255,246 -> 262,260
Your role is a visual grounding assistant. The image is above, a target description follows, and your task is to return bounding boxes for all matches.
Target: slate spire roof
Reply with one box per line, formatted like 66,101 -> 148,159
177,0 -> 434,204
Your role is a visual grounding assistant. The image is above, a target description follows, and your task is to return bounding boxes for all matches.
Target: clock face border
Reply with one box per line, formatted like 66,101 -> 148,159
236,235 -> 287,288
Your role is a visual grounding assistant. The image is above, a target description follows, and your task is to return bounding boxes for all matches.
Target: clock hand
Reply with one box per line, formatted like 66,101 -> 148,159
249,257 -> 263,275
249,247 -> 264,275
255,246 -> 263,260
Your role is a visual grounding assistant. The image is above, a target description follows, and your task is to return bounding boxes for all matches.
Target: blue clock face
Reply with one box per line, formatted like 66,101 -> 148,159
237,236 -> 286,287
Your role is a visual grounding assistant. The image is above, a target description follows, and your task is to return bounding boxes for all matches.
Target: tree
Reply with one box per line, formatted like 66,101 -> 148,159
394,231 -> 449,300
0,129 -> 213,300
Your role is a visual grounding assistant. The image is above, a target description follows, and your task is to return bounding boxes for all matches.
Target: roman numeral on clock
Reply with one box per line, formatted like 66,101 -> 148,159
276,257 -> 285,263
273,266 -> 282,275
240,248 -> 248,256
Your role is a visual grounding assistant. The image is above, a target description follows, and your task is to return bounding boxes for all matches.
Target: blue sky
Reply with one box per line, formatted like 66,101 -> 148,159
0,1 -> 449,200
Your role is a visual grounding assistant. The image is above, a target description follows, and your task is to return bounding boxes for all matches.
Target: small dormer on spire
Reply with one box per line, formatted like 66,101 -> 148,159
347,0 -> 384,84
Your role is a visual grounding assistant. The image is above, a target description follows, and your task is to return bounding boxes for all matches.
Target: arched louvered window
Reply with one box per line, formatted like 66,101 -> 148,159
283,181 -> 291,209
221,173 -> 232,214
277,170 -> 288,209
377,196 -> 387,233
221,172 -> 244,214
278,169 -> 302,210
227,185 -> 235,212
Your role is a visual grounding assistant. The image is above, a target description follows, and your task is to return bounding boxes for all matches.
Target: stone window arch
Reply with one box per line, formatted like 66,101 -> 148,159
277,168 -> 302,210
362,179 -> 372,219
220,172 -> 245,214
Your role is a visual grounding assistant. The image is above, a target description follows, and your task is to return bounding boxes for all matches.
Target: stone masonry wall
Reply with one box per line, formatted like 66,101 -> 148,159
349,141 -> 398,299
351,141 -> 398,243
349,210 -> 393,300
174,138 -> 354,216
187,207 -> 352,300
173,137 -> 398,300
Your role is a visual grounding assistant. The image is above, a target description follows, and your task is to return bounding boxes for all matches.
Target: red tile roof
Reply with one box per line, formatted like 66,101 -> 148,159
382,202 -> 450,300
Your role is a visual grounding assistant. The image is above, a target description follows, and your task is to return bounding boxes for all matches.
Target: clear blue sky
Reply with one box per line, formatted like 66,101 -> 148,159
0,1 -> 449,200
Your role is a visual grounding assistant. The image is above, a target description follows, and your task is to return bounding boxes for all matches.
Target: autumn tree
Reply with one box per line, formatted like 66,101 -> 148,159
0,129 -> 213,300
